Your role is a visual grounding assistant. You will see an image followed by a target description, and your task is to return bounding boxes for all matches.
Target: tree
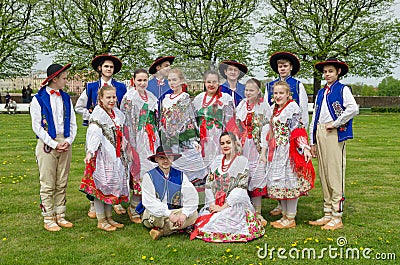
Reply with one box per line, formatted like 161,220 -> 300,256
39,0 -> 152,80
351,83 -> 378,96
259,0 -> 400,100
378,76 -> 400,96
0,0 -> 39,78
153,0 -> 259,73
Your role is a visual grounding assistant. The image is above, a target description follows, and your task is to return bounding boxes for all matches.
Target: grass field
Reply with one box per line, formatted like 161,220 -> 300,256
0,112 -> 399,265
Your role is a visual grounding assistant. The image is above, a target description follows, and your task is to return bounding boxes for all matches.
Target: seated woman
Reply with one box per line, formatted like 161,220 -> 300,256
190,132 -> 265,242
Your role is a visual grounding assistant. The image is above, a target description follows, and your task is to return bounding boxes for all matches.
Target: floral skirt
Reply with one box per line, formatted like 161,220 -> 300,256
79,157 -> 129,205
266,176 -> 312,199
194,210 -> 265,243
248,187 -> 267,197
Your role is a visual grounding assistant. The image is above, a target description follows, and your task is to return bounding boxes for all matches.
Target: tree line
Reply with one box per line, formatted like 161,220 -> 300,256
1,0 -> 399,97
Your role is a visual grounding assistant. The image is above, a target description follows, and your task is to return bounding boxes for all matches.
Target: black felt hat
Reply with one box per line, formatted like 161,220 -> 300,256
91,54 -> 122,74
218,60 -> 248,80
149,56 -> 175,75
315,57 -> 349,77
148,145 -> 182,163
41,63 -> 72,85
269,51 -> 300,76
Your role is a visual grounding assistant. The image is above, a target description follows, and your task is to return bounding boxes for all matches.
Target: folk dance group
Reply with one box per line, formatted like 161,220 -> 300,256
31,52 -> 358,243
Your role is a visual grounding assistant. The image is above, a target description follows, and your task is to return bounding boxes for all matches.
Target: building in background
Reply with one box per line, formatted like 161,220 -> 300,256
0,70 -> 85,94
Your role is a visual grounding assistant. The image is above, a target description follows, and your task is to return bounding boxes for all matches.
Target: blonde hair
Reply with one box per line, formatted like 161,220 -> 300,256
98,85 -> 116,101
168,68 -> 186,82
272,80 -> 290,93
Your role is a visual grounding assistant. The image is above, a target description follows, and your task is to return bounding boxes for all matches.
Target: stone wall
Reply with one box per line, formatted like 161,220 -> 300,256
308,96 -> 400,108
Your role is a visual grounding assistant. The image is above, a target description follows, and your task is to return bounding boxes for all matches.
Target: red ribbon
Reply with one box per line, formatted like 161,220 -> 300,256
199,118 -> 208,157
214,190 -> 226,206
145,123 -> 156,153
115,126 -> 123,157
267,129 -> 276,162
245,113 -> 253,139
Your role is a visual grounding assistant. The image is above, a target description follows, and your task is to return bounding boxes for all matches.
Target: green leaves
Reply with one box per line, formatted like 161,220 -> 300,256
0,0 -> 39,78
153,0 -> 258,67
378,76 -> 400,96
39,0 -> 152,80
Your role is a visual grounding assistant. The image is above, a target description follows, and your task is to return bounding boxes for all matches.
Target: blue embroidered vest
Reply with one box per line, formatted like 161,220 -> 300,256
149,167 -> 183,209
147,78 -> 172,100
266,76 -> 300,106
86,79 -> 127,109
220,81 -> 245,107
135,167 -> 183,214
312,80 -> 353,144
35,87 -> 71,138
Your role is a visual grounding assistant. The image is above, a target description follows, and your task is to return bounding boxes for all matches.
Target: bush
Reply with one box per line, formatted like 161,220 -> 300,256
371,106 -> 400,113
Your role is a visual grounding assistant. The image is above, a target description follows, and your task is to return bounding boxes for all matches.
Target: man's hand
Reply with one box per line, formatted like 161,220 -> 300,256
311,145 -> 317,158
169,212 -> 187,228
325,121 -> 336,132
169,212 -> 179,224
175,214 -> 187,228
56,141 -> 70,153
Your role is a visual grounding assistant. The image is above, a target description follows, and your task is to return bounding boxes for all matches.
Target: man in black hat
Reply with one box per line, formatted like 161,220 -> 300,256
30,63 -> 77,232
75,54 -> 127,218
138,145 -> 198,240
75,54 -> 127,126
218,60 -> 248,107
308,58 -> 358,231
147,56 -> 175,101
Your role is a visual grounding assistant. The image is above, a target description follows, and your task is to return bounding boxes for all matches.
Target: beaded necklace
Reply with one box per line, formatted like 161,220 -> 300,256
221,155 -> 236,172
138,90 -> 148,102
202,92 -> 218,108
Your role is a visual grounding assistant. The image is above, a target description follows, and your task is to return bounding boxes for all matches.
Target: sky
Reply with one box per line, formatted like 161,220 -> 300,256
34,1 -> 400,87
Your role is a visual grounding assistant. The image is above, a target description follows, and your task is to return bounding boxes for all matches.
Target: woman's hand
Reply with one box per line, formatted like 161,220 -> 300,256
304,148 -> 312,163
194,142 -> 202,152
209,203 -> 228,213
84,152 -> 92,164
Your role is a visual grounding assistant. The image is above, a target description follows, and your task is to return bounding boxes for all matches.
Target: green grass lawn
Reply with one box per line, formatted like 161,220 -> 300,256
0,112 -> 399,265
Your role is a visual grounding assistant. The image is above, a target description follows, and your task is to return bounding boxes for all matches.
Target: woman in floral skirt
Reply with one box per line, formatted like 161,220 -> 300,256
80,85 -> 129,231
192,70 -> 235,171
121,68 -> 160,223
260,81 -> 315,229
159,68 -> 206,181
235,78 -> 271,226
